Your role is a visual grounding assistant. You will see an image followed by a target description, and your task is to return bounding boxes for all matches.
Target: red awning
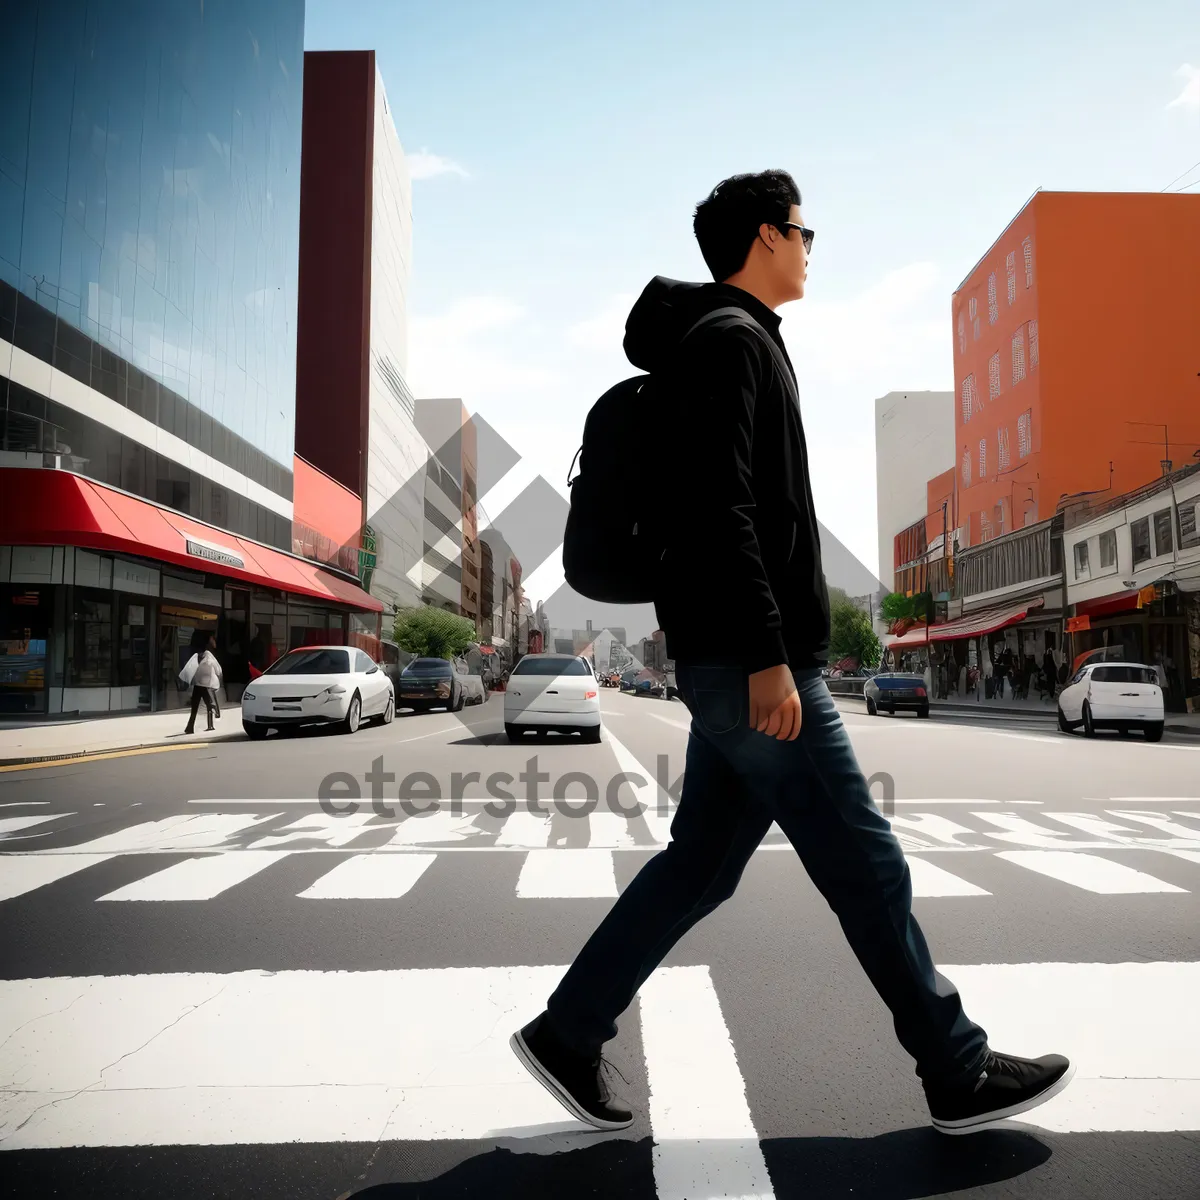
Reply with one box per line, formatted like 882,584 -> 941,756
885,598 -> 1042,649
1074,590 -> 1140,619
0,468 -> 381,612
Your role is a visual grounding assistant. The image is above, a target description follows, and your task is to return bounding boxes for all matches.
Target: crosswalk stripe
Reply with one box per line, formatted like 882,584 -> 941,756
639,966 -> 774,1199
245,812 -> 382,850
298,853 -> 436,899
383,811 -> 478,847
0,813 -> 70,837
941,961 -> 1200,1131
996,850 -> 1188,893
516,849 -> 617,898
906,856 -> 990,896
96,853 -> 290,901
1166,849 -> 1200,866
0,853 -> 117,901
494,811 -> 554,847
60,814 -> 274,853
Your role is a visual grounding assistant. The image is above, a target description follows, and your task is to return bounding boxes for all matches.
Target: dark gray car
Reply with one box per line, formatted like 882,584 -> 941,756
863,671 -> 930,718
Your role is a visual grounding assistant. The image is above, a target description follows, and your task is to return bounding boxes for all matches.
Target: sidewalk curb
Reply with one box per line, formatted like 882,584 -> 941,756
0,731 -> 245,768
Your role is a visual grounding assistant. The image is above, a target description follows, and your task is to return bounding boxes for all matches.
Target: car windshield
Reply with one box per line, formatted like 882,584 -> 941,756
1091,665 -> 1158,685
266,649 -> 350,675
402,659 -> 452,676
512,656 -> 588,676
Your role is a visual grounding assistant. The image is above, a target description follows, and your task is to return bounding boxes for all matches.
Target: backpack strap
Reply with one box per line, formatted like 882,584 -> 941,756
681,305 -> 794,385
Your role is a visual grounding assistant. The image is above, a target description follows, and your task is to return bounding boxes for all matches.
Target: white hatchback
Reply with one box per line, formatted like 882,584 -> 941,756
1057,660 -> 1165,742
241,645 -> 395,739
504,653 -> 602,743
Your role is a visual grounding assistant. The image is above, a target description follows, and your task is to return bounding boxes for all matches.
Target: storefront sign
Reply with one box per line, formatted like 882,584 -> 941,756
185,538 -> 244,570
1065,615 -> 1091,633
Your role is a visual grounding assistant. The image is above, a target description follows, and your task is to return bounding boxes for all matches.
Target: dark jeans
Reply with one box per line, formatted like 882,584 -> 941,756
546,664 -> 990,1086
184,685 -> 215,732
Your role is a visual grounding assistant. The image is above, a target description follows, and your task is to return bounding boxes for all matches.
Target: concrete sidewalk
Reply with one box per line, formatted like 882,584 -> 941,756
930,695 -> 1200,736
0,705 -> 244,766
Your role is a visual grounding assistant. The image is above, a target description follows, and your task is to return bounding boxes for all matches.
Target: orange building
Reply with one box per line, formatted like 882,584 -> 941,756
952,190 -> 1200,548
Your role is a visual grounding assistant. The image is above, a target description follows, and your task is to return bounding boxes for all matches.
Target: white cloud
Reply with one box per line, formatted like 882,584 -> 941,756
1167,63 -> 1200,111
407,148 -> 470,180
565,293 -> 637,351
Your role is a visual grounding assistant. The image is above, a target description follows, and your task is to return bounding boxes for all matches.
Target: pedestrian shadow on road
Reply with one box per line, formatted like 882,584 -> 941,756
346,1126 -> 1053,1198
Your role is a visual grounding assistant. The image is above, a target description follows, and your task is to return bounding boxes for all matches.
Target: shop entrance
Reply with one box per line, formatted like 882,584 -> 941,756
157,602 -> 220,711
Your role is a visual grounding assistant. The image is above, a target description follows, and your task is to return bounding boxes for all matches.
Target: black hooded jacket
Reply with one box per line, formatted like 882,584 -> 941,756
624,276 -> 830,673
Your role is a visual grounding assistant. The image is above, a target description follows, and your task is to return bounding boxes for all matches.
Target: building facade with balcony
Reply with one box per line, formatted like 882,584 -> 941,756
0,2 -> 384,716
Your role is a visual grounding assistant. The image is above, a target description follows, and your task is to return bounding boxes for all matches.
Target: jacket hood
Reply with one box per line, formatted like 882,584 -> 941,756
623,276 -> 726,373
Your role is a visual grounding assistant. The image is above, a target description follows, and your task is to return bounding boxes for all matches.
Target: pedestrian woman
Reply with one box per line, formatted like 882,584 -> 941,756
183,636 -> 222,734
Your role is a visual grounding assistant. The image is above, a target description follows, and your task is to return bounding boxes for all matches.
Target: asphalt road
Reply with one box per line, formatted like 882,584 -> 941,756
2,690 -> 1199,1199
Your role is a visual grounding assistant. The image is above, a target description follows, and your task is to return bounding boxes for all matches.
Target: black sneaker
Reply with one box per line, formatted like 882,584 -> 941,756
927,1051 -> 1075,1135
510,1014 -> 634,1130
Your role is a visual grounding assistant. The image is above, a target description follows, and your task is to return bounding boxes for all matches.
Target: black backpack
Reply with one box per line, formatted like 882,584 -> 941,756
561,305 -> 749,604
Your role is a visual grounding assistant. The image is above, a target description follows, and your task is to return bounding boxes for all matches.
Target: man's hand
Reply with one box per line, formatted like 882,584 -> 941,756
748,663 -> 801,741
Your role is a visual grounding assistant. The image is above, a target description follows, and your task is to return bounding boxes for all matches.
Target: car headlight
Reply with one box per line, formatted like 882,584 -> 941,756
243,691 -> 256,701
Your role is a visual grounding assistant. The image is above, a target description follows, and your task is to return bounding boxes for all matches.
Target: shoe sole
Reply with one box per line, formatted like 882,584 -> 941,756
932,1062 -> 1077,1135
509,1031 -> 634,1131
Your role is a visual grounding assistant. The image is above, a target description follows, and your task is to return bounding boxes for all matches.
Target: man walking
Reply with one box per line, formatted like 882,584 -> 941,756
511,170 -> 1073,1135
183,635 -> 222,734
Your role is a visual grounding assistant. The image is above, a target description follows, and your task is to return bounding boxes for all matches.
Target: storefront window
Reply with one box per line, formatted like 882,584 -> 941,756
0,584 -> 51,713
349,611 -> 382,661
67,587 -> 113,686
116,593 -> 152,708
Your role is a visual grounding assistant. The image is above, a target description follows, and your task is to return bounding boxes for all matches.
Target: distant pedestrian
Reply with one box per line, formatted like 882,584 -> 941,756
512,169 -> 1072,1136
183,636 -> 222,734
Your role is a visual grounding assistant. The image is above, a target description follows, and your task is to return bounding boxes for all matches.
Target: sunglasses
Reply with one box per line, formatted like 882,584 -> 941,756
779,222 -> 814,252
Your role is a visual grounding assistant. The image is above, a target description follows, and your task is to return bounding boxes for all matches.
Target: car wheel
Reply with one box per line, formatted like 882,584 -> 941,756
243,722 -> 269,740
1143,721 -> 1164,743
582,724 -> 603,744
504,722 -> 526,743
1057,705 -> 1071,733
917,705 -> 930,719
379,694 -> 395,725
452,687 -> 465,712
866,697 -> 877,716
342,692 -> 362,735
1081,700 -> 1096,738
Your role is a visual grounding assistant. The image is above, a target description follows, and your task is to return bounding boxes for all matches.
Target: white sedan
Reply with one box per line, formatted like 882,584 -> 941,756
241,645 -> 395,739
1056,660 -> 1165,741
504,653 -> 602,743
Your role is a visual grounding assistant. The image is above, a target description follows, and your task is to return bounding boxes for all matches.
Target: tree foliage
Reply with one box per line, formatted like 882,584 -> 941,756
828,590 -> 882,667
393,606 -> 477,660
881,591 -> 932,623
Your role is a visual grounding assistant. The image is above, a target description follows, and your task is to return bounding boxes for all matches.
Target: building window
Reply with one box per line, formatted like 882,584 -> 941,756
1180,500 -> 1200,549
969,297 -> 979,340
1153,508 -> 1174,557
1074,541 -> 1090,579
980,511 -> 994,542
1018,409 -> 1033,458
1012,327 -> 1027,386
957,311 -> 966,354
961,374 -> 976,423
1024,507 -> 1036,527
987,273 -> 999,324
978,437 -> 987,479
1023,237 -> 1034,287
1131,517 -> 1152,566
1028,320 -> 1039,368
997,425 -> 1011,471
995,501 -> 1007,534
1006,252 -> 1017,304
1099,528 -> 1117,569
962,449 -> 971,488
988,352 -> 1001,402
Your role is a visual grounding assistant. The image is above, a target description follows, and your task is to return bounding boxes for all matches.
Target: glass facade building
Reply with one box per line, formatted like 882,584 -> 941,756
0,1 -> 382,715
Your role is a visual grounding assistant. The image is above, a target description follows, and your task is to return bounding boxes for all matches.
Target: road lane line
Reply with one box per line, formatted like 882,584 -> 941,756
906,857 -> 990,896
996,850 -> 1187,893
0,813 -> 71,836
516,849 -> 618,898
0,744 -> 206,772
0,853 -> 118,900
602,727 -> 675,846
96,852 -> 292,901
639,965 -> 774,1199
297,853 -> 436,899
940,961 -> 1200,1131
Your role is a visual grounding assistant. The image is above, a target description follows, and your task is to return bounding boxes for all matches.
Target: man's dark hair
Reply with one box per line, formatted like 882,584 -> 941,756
693,170 -> 802,282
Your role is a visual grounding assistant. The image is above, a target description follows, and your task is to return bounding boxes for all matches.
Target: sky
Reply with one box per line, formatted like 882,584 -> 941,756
304,0 -> 1200,606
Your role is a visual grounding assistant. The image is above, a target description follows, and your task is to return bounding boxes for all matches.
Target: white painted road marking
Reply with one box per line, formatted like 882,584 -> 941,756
516,849 -> 618,898
0,813 -> 71,836
0,853 -> 118,900
97,852 -> 292,902
298,853 -> 436,899
997,850 -> 1187,893
906,856 -> 991,896
639,966 -> 775,1199
944,961 -> 1200,1131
